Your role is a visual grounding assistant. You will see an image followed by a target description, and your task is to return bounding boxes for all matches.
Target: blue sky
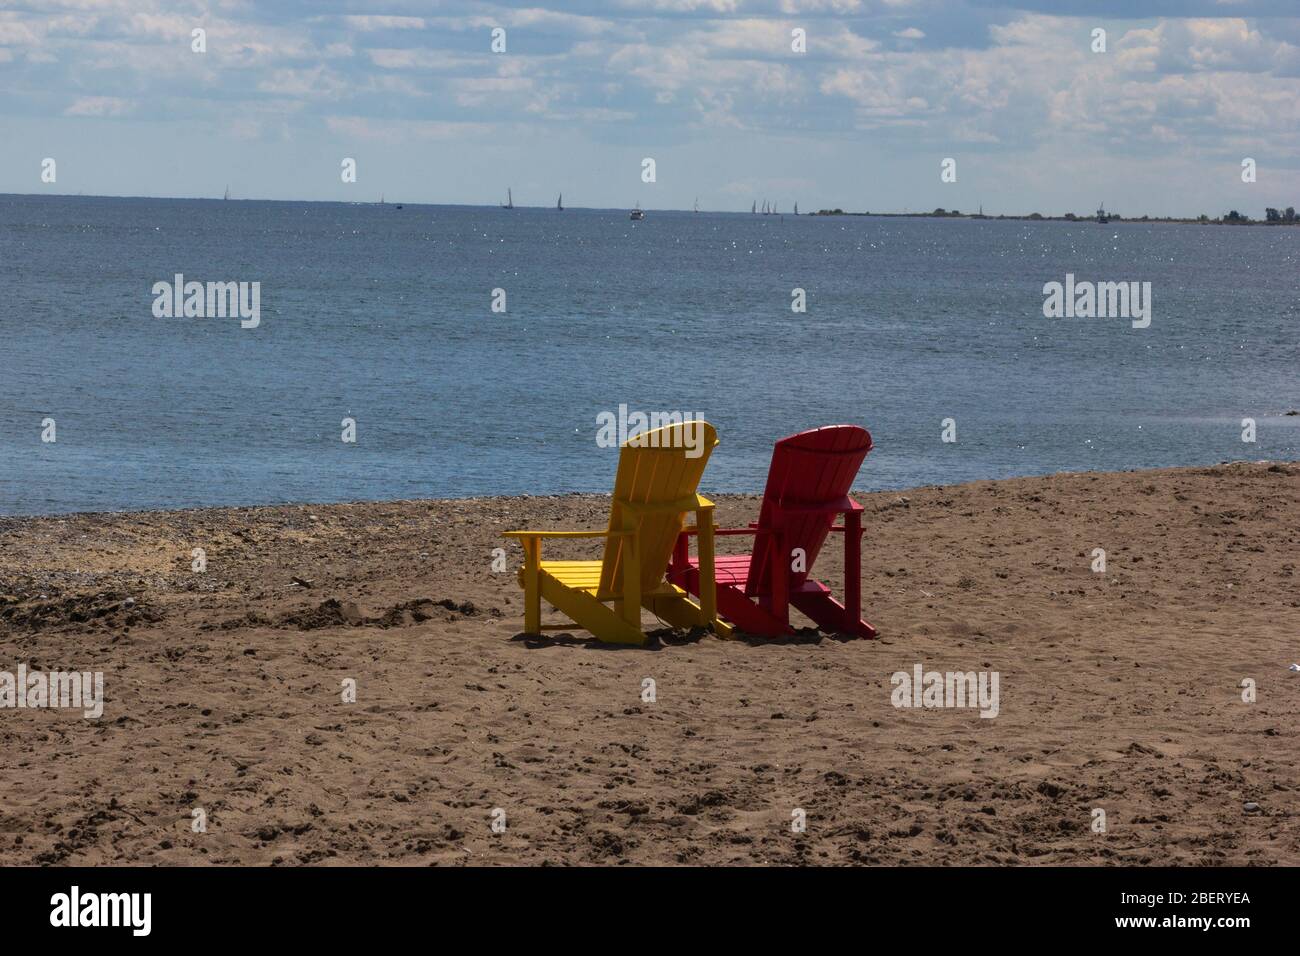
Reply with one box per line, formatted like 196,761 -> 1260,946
3,0 -> 1298,215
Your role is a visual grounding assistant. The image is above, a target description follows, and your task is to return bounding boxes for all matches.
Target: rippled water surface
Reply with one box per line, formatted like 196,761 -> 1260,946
2,195 -> 1296,514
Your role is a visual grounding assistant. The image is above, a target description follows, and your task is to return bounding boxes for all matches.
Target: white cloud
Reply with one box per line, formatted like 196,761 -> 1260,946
1117,19 -> 1283,75
613,0 -> 742,11
340,16 -> 426,32
257,65 -> 350,98
368,48 -> 479,70
324,115 -> 492,142
64,95 -> 134,116
1,1 -> 1295,194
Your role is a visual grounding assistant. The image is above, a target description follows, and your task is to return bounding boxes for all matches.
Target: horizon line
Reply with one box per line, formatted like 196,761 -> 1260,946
0,190 -> 1289,223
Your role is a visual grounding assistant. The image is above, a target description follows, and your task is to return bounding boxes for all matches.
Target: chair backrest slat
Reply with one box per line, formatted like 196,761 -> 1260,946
599,420 -> 718,598
745,425 -> 872,596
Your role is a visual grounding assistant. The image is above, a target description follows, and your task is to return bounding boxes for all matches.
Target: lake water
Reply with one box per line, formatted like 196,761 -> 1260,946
1,194 -> 1296,515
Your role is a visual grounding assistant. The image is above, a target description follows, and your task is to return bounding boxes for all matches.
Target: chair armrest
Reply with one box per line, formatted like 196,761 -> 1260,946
774,496 -> 863,516
620,493 -> 714,516
504,528 -> 636,576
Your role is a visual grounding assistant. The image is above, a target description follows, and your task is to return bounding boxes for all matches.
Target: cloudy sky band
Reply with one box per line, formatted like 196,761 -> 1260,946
2,1 -> 1297,214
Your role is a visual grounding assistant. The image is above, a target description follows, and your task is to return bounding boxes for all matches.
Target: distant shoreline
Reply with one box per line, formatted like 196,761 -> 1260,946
812,208 -> 1300,227
4,191 -> 1298,225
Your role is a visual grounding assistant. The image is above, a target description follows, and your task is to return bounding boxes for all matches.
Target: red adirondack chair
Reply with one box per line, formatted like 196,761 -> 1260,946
667,424 -> 876,638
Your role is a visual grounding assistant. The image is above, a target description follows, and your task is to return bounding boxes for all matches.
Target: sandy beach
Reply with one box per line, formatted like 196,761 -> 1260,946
1,461 -> 1296,866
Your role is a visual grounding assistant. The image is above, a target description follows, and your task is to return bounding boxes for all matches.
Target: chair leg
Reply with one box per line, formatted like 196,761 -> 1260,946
522,537 -> 542,634
844,510 -> 862,632
671,531 -> 689,578
695,505 -> 717,628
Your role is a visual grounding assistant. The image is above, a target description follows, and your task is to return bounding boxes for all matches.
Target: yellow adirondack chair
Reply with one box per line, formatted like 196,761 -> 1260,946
503,421 -> 725,645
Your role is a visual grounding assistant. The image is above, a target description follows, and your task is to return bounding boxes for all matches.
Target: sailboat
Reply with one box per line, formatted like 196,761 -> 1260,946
557,193 -> 564,211
380,193 -> 385,205
223,185 -> 230,201
794,202 -> 798,216
752,201 -> 757,214
502,188 -> 513,210
693,197 -> 699,213
1096,203 -> 1109,224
